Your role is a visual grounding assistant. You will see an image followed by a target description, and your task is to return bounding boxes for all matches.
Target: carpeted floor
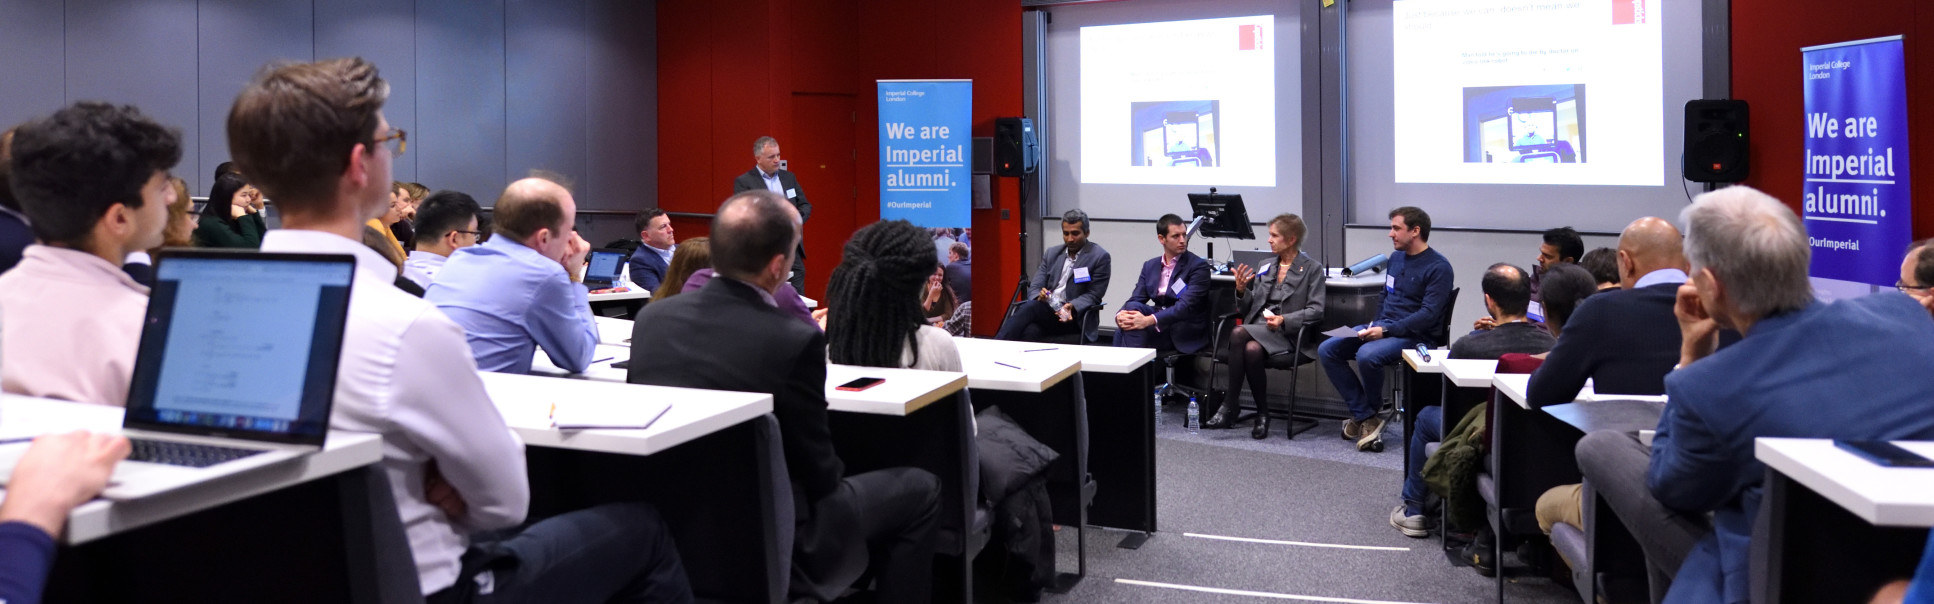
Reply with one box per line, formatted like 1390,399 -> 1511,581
1035,406 -> 1580,603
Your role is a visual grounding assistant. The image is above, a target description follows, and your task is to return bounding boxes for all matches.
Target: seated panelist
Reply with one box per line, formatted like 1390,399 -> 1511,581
995,209 -> 1110,343
1113,214 -> 1212,354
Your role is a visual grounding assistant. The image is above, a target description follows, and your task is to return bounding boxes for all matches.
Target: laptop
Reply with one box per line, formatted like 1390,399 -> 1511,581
584,248 -> 628,289
0,250 -> 356,500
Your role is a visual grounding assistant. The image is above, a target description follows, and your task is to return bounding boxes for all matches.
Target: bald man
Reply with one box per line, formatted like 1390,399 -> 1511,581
1902,240 -> 1934,318
427,176 -> 600,374
1524,216 -> 1690,408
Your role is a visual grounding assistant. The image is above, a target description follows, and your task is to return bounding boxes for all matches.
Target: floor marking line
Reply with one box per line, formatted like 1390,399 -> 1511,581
1184,532 -> 1411,552
1114,578 -> 1436,604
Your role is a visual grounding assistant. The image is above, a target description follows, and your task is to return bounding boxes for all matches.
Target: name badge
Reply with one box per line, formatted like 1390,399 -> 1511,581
1257,263 -> 1270,275
1385,274 -> 1396,291
786,188 -> 798,199
1072,267 -> 1092,283
1172,280 -> 1187,296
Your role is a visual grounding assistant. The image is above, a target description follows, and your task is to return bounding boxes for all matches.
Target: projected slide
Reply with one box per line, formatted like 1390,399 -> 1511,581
1081,15 -> 1274,187
1394,0 -> 1662,186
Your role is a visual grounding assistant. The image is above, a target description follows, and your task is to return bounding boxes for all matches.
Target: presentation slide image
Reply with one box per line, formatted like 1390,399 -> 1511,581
1130,100 -> 1221,168
1461,84 -> 1586,164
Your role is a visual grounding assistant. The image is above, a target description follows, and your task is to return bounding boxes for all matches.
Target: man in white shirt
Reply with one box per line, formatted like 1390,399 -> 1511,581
402,190 -> 482,288
227,57 -> 690,604
0,102 -> 179,407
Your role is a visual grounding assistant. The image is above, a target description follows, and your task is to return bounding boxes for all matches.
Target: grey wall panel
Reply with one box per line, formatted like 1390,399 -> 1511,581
65,0 -> 201,187
315,0 -> 419,184
507,0 -> 589,199
584,0 -> 656,212
195,0 -> 313,195
416,0 -> 508,201
0,1 -> 67,131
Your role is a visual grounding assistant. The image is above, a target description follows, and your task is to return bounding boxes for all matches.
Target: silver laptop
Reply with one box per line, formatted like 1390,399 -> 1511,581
584,248 -> 628,289
0,250 -> 356,500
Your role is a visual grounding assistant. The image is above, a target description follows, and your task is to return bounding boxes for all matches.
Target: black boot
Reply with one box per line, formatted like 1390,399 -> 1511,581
1251,407 -> 1271,439
1202,396 -> 1239,429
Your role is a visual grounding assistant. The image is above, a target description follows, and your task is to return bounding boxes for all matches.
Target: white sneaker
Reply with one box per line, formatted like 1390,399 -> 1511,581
1390,505 -> 1430,538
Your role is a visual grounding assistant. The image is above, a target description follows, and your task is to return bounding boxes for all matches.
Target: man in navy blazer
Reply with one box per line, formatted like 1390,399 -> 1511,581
1526,216 -> 1689,407
627,208 -> 675,291
1114,214 -> 1212,354
732,136 -> 811,292
1577,187 -> 1934,604
997,209 -> 1112,342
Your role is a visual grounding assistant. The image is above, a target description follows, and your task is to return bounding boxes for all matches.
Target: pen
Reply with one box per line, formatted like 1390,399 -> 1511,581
1022,348 -> 1058,352
0,437 -> 34,446
994,361 -> 1024,370
590,356 -> 615,364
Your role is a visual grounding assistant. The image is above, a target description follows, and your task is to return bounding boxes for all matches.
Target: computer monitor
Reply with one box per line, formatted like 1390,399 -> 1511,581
1187,191 -> 1255,240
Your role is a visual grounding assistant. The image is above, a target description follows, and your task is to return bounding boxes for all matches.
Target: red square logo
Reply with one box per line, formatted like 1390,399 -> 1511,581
1239,24 -> 1263,50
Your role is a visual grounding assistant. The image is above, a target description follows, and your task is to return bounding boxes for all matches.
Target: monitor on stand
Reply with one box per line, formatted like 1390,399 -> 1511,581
1188,190 -> 1254,265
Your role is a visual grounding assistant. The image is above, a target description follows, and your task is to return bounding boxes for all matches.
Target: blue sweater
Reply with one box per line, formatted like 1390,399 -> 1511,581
1371,247 -> 1455,343
0,521 -> 55,604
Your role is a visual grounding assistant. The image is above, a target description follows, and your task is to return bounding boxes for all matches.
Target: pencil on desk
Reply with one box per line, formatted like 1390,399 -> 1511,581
994,361 -> 1024,370
1022,348 -> 1058,352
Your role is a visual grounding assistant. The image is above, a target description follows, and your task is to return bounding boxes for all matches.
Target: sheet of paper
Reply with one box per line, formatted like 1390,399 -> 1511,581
1321,325 -> 1360,339
552,400 -> 671,430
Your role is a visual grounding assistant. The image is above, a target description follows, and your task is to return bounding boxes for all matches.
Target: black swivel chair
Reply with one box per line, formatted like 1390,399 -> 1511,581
998,276 -> 1105,344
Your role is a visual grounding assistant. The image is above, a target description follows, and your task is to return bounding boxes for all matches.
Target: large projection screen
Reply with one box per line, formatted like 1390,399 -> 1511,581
1045,0 -> 1302,221
1350,0 -> 1706,232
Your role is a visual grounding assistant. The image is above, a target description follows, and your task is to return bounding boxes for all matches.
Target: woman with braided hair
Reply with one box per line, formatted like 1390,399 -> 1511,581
826,219 -> 961,372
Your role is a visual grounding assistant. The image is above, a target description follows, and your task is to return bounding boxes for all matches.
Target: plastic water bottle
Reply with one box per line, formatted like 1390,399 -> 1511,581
1186,396 -> 1200,435
1153,386 -> 1165,427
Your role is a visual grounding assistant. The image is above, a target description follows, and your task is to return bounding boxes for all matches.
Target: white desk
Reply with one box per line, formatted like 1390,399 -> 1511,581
0,395 -> 382,546
479,371 -> 772,456
595,315 -> 633,346
951,337 -> 1082,392
530,344 -> 630,383
1493,374 -> 1666,411
1756,438 -> 1934,528
1440,358 -> 1499,388
1402,347 -> 1450,373
1035,343 -> 1155,374
588,287 -> 651,303
801,295 -> 819,309
824,365 -> 967,416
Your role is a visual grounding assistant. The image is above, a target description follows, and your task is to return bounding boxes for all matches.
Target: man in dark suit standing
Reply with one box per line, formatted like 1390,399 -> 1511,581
996,209 -> 1112,342
628,190 -> 939,604
732,136 -> 812,293
1113,214 -> 1213,354
1525,216 -> 1689,407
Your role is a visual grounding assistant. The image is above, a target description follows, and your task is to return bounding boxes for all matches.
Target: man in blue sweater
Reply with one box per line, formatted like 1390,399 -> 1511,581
1318,206 -> 1455,451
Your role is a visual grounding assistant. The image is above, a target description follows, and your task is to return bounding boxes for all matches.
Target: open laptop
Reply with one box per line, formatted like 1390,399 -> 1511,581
0,250 -> 356,500
584,248 -> 628,289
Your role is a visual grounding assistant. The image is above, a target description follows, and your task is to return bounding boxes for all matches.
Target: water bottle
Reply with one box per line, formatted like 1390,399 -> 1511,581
1153,386 -> 1165,427
1186,396 -> 1200,435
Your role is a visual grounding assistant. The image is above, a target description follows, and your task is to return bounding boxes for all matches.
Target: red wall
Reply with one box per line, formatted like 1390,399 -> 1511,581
1733,2 -> 1934,240
657,0 -> 1024,335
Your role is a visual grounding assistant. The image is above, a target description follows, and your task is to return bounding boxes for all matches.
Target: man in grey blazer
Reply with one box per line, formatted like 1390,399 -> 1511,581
997,209 -> 1112,342
732,136 -> 812,292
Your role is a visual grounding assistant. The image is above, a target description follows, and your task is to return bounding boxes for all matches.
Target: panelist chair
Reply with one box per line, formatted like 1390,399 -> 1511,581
1205,318 -> 1322,439
997,276 -> 1105,345
1375,288 -> 1458,452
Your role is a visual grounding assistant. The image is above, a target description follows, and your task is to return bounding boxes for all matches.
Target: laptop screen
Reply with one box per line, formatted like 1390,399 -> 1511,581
585,249 -> 626,283
123,251 -> 355,445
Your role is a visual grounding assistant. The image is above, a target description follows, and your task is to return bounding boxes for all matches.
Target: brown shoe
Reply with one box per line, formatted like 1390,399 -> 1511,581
1356,416 -> 1387,451
1341,418 -> 1361,440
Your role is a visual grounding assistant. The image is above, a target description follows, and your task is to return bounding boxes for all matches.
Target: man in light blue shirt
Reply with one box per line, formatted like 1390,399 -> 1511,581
427,177 -> 598,374
401,190 -> 481,289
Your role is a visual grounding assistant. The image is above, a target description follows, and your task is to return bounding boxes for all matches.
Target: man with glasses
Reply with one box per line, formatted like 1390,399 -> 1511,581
1901,239 -> 1934,317
403,190 -> 482,288
428,175 -> 599,375
996,209 -> 1113,343
732,136 -> 811,293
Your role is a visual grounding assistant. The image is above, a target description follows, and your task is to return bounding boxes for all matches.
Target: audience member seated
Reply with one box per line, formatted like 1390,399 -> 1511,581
683,264 -> 818,329
654,236 -> 708,301
0,431 -> 130,604
389,180 -> 427,250
827,219 -> 962,372
1113,213 -> 1211,353
0,102 -> 179,407
1525,217 -> 1688,408
1578,246 -> 1621,292
922,265 -> 971,337
0,128 -> 31,274
1208,213 -> 1325,437
628,208 -> 676,291
996,209 -> 1110,343
1318,206 -> 1454,451
427,176 -> 598,375
233,57 -> 691,603
1392,262 -> 1568,542
1531,226 -> 1583,302
630,190 -> 940,604
1868,533 -> 1934,604
1575,186 -> 1934,604
403,190 -> 482,288
193,172 -> 266,248
122,176 -> 196,286
943,241 -> 972,303
1900,239 -> 1933,317
364,185 -> 408,258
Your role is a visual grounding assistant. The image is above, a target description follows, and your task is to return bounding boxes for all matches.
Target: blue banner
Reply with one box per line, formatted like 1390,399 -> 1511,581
1801,36 -> 1912,287
878,80 -> 972,228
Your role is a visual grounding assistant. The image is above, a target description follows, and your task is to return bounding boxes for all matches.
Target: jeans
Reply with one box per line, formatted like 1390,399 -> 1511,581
446,502 -> 694,604
1401,406 -> 1445,516
1317,330 -> 1420,421
996,299 -> 1080,342
1576,431 -> 1712,604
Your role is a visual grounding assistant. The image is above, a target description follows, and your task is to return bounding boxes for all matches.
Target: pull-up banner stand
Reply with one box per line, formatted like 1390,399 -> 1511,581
1801,36 -> 1911,288
878,80 -> 973,227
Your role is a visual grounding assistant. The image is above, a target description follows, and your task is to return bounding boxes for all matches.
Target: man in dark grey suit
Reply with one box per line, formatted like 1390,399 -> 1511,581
628,189 -> 939,604
996,209 -> 1112,342
732,136 -> 812,292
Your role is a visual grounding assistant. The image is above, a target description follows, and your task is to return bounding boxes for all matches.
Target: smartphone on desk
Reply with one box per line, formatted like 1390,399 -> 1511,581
1835,440 -> 1934,468
836,377 -> 885,392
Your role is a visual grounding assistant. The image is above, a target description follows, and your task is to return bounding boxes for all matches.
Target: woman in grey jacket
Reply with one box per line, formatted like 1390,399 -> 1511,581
1205,213 -> 1326,438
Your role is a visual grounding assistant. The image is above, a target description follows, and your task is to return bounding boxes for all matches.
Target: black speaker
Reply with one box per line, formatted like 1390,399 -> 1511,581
994,117 -> 1036,177
1684,99 -> 1749,183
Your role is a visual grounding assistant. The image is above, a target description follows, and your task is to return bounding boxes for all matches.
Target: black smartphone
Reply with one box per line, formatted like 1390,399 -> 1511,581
1834,440 -> 1934,468
835,377 -> 885,392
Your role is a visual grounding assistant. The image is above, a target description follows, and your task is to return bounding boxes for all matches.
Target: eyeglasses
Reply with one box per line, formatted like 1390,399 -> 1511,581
372,129 -> 407,156
1898,281 -> 1932,294
456,230 -> 482,239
